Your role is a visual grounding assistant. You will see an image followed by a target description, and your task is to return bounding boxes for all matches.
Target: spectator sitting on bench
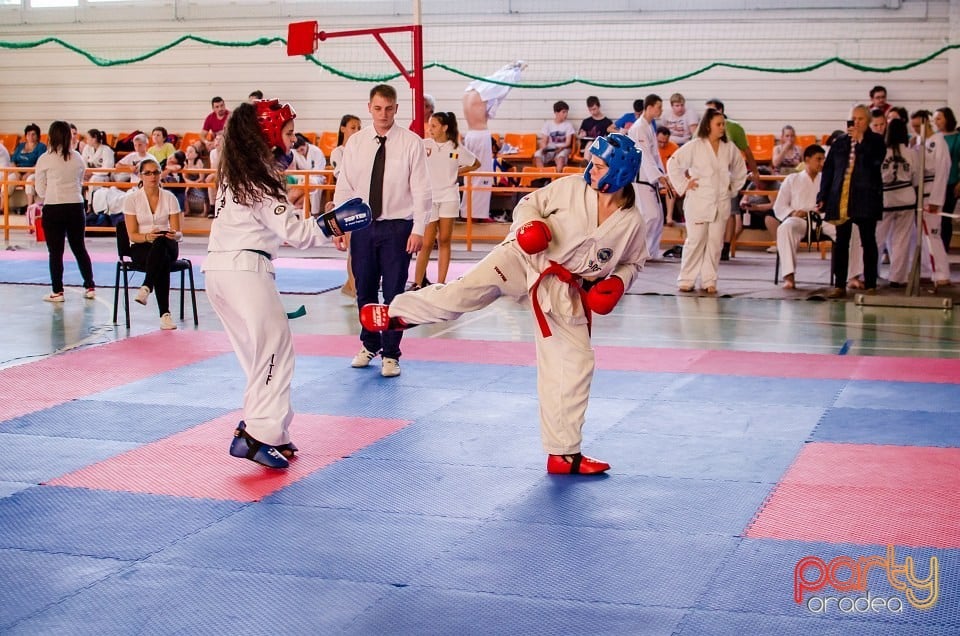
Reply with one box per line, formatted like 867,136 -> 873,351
739,165 -> 779,251
115,134 -> 150,182
773,125 -> 802,175
148,127 -> 177,167
775,145 -> 827,289
12,122 -> 47,208
534,100 -> 576,171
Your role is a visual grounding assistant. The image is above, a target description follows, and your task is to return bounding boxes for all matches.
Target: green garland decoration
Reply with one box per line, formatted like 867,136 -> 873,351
2,35 -> 957,88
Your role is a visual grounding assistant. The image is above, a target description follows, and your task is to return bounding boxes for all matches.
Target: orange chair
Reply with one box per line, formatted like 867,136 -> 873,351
562,166 -> 583,174
318,131 -> 338,158
795,134 -> 818,151
503,133 -> 537,160
302,131 -> 317,145
746,134 -> 775,163
179,132 -> 204,153
1,134 -> 18,155
105,133 -> 117,148
519,166 -> 556,187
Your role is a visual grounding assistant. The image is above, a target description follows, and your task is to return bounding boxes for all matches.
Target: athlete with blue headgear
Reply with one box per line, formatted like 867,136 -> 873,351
357,133 -> 648,475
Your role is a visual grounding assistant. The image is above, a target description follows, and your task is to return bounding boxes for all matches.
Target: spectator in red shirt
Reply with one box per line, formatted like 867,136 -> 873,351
202,96 -> 229,149
869,86 -> 890,116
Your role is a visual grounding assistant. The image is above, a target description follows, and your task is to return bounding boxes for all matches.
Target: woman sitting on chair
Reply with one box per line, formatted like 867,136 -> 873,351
122,157 -> 183,330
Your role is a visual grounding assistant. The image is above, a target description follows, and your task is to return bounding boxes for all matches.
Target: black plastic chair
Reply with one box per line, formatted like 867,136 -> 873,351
112,219 -> 198,328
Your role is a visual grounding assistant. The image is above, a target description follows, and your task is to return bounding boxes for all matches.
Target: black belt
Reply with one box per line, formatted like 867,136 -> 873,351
242,249 -> 273,260
635,180 -> 659,191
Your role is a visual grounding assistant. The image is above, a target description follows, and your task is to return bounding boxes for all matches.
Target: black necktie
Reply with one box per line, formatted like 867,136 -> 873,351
370,135 -> 386,219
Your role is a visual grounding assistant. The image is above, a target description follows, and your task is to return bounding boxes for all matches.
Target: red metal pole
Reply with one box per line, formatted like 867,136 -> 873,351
411,24 -> 424,137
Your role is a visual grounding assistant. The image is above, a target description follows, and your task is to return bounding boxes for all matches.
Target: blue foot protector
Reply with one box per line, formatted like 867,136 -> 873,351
229,421 -> 289,469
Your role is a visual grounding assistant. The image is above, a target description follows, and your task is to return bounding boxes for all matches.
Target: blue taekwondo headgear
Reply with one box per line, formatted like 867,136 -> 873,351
584,133 -> 642,194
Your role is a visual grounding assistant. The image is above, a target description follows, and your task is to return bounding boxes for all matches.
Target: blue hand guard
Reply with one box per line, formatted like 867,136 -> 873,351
316,197 -> 373,237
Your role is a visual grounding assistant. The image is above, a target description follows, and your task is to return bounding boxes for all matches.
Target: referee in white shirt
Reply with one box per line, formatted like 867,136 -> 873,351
333,84 -> 432,377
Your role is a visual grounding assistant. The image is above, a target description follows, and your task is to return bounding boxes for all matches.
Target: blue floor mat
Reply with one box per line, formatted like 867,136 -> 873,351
0,487 -> 243,560
3,562 -> 391,636
346,586 -> 688,636
0,258 -> 346,294
0,549 -> 129,632
812,407 -> 960,447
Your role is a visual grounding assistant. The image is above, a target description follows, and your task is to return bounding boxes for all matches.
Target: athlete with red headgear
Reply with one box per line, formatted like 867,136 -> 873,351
360,133 -> 648,475
203,99 -> 372,468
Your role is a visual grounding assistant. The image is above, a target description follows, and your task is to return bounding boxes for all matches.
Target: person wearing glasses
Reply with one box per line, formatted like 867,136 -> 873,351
122,157 -> 183,330
34,120 -> 96,302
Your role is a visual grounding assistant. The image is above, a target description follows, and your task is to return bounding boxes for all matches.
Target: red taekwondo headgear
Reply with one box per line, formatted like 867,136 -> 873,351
255,99 -> 297,150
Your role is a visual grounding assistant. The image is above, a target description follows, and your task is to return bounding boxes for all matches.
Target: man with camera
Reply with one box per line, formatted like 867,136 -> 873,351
817,105 -> 885,297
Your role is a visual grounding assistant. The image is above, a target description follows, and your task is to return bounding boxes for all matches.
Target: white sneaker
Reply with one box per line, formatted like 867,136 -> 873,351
135,285 -> 150,306
159,313 -> 177,330
381,357 -> 401,377
351,347 -> 377,368
84,288 -> 96,299
43,292 -> 64,303
765,245 -> 778,254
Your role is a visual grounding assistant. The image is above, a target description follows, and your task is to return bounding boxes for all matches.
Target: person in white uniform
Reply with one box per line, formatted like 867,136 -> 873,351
289,133 -> 328,215
773,144 -> 861,289
628,94 -> 677,259
667,108 -> 748,293
876,118 -> 919,287
462,60 -> 526,221
413,111 -> 479,289
911,109 -> 952,287
80,129 -> 115,205
203,99 -> 371,469
329,114 -> 362,298
358,134 -> 647,475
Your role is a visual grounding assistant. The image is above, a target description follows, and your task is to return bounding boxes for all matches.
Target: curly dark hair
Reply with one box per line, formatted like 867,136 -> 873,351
217,102 -> 287,206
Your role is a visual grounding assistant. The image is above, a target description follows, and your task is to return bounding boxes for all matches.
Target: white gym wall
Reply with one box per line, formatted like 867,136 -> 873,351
0,0 -> 957,139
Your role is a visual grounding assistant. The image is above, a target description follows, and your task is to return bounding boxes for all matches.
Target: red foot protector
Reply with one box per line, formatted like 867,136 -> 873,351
547,453 -> 610,475
49,411 -> 411,502
359,304 -> 409,332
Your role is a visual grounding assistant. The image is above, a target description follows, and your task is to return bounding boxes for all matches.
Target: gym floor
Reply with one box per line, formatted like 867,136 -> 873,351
1,234 -> 958,635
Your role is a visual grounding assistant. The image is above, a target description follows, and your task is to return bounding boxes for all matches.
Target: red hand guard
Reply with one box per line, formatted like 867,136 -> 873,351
516,220 -> 552,255
585,276 -> 625,315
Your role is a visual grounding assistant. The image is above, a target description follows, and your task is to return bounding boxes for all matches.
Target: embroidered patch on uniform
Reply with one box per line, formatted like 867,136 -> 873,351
597,248 -> 613,263
274,204 -> 287,216
494,266 -> 508,282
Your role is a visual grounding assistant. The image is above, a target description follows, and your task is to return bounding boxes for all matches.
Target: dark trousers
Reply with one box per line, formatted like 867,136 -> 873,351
129,237 -> 179,315
833,217 -> 878,289
42,202 -> 95,293
944,182 -> 957,253
350,218 -> 413,359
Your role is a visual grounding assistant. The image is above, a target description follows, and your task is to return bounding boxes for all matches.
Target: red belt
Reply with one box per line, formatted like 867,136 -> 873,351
530,260 -> 591,338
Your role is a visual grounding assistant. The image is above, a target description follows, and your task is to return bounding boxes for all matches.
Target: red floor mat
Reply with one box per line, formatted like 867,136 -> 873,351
747,443 -> 960,548
48,411 -> 411,502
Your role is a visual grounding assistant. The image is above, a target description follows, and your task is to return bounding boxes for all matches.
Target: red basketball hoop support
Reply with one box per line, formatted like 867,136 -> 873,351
287,20 -> 426,137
